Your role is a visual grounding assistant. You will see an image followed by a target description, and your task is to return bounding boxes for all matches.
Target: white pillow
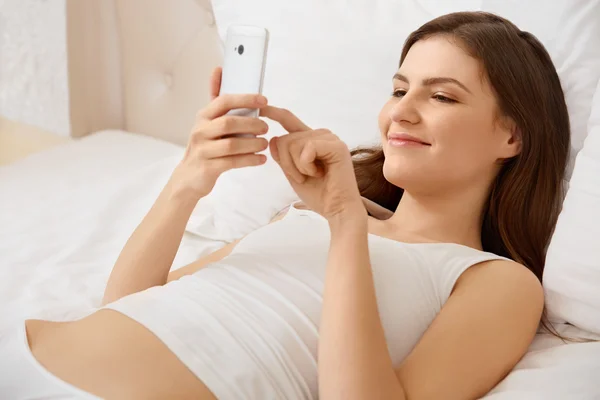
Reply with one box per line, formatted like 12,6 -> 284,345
482,0 -> 600,178
187,157 -> 297,241
544,80 -> 600,334
187,0 -> 600,241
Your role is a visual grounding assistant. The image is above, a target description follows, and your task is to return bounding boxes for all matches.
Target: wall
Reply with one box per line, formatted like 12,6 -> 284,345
0,0 -> 70,136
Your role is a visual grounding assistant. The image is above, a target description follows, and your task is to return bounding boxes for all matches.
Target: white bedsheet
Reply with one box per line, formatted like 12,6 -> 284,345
485,325 -> 600,399
0,130 -> 599,398
0,130 -> 226,326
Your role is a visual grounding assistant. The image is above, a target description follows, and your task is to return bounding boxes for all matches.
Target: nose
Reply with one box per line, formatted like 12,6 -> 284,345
389,93 -> 420,125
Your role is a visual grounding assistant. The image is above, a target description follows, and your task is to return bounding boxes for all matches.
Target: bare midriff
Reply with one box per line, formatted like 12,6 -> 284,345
25,309 -> 218,400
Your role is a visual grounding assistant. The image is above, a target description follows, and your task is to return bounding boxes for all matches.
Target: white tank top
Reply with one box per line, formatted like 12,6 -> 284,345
103,202 -> 506,400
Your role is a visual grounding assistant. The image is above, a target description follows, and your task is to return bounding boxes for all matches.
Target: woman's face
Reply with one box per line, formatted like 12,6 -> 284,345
378,35 -> 520,195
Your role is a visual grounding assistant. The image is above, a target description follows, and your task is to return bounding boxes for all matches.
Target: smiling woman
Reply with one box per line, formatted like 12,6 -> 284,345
0,11 -> 571,400
353,10 -> 569,316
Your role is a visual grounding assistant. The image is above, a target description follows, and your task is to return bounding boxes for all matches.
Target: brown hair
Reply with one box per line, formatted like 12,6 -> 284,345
352,12 -> 570,336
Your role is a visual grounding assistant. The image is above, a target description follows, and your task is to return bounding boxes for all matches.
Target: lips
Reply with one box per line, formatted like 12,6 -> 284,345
387,132 -> 431,146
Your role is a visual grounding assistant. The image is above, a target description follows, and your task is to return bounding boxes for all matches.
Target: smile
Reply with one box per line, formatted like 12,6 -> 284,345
387,132 -> 431,147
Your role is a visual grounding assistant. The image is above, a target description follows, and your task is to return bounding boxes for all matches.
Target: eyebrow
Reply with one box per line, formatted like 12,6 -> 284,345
393,73 -> 472,94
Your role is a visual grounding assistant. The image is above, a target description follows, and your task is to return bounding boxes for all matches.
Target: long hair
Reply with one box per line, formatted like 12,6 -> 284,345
352,11 -> 570,335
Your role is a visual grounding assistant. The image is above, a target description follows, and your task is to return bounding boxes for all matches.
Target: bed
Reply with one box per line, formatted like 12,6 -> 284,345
2,0 -> 600,398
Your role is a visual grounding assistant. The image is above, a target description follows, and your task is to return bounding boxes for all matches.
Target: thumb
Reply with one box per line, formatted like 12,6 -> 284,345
269,137 -> 280,163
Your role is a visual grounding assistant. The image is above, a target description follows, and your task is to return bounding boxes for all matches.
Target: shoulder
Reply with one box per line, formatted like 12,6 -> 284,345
459,258 -> 541,289
455,258 -> 544,315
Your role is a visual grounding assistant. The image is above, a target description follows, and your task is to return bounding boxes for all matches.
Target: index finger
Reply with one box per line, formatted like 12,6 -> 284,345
260,106 -> 310,133
201,94 -> 268,120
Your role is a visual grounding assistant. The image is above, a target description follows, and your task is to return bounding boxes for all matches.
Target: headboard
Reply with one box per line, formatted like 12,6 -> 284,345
66,0 -> 222,145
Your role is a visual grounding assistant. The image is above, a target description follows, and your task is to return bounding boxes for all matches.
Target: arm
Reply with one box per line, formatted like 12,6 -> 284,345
319,212 -> 405,400
394,259 -> 543,399
258,106 -> 406,397
319,214 -> 543,400
102,67 -> 271,305
101,178 -> 197,305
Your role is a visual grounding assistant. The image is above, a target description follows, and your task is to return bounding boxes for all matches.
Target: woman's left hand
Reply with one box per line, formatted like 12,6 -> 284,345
261,106 -> 366,222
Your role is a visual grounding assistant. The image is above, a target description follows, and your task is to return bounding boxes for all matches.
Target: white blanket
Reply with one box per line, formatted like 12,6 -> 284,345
1,130 -> 598,398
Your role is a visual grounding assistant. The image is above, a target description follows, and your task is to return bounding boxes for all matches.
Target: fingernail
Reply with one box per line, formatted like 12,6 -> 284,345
258,96 -> 268,105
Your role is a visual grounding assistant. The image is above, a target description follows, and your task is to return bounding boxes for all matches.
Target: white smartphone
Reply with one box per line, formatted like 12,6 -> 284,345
220,25 -> 270,121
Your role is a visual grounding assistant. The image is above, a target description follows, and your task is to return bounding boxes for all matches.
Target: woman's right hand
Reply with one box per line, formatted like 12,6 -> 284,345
171,67 -> 270,199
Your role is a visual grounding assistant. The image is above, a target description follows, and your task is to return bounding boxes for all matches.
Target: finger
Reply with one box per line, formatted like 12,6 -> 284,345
199,116 -> 269,139
201,137 -> 269,159
276,136 -> 306,184
269,137 -> 280,163
260,106 -> 310,133
296,141 -> 322,177
210,67 -> 222,99
201,94 -> 268,119
209,153 -> 267,173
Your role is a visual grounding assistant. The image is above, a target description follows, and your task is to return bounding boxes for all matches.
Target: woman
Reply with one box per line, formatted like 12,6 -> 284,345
1,11 -> 569,400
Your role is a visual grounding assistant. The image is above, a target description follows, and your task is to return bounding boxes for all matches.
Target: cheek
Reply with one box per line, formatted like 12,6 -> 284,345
432,115 -> 499,174
433,109 -> 492,150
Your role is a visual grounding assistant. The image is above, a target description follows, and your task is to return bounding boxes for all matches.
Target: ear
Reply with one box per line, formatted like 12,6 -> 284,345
497,117 -> 522,159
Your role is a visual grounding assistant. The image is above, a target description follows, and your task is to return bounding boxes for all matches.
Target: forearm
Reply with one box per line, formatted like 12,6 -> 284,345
101,178 -> 199,305
319,213 -> 405,400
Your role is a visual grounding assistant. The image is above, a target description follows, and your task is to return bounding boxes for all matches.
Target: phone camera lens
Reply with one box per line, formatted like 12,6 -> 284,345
238,44 -> 244,55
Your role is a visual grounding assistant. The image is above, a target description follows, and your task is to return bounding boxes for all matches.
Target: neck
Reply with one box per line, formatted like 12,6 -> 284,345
380,183 -> 491,249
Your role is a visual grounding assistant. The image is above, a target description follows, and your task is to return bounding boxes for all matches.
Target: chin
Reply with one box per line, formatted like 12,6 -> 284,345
382,159 -> 420,190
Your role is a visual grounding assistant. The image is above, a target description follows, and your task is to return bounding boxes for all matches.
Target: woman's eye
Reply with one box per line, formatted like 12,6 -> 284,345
433,94 -> 457,103
391,89 -> 406,98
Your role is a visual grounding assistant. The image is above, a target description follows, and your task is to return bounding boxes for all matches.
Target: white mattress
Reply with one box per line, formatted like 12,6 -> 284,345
0,130 -> 599,398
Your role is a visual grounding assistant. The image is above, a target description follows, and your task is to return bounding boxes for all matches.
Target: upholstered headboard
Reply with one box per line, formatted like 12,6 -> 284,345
66,0 -> 222,145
